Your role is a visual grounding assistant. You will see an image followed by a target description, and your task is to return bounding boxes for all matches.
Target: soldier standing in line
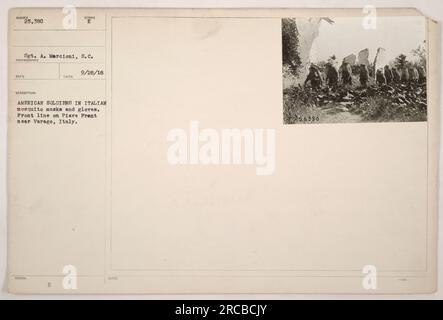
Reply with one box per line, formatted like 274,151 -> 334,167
376,68 -> 386,86
359,64 -> 369,87
384,65 -> 393,84
401,67 -> 410,82
418,66 -> 426,83
325,62 -> 338,89
392,67 -> 401,83
304,64 -> 323,89
409,67 -> 419,82
339,60 -> 353,87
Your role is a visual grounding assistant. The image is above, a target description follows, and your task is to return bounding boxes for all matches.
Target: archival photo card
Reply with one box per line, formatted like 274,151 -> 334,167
6,7 -> 439,294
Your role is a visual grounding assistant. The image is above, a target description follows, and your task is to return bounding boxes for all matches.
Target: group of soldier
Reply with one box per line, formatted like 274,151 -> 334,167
304,59 -> 426,89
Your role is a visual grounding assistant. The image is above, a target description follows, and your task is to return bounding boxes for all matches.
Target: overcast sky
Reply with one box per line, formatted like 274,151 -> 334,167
309,16 -> 426,65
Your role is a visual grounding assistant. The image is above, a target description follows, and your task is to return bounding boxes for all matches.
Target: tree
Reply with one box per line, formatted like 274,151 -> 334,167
282,18 -> 301,76
411,41 -> 426,68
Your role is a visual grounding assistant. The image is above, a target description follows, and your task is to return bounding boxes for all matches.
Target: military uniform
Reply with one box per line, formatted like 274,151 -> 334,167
376,69 -> 386,85
409,67 -> 419,82
392,67 -> 401,82
325,63 -> 338,88
418,66 -> 426,83
359,64 -> 369,87
384,65 -> 393,84
304,65 -> 323,89
401,68 -> 410,82
339,62 -> 352,86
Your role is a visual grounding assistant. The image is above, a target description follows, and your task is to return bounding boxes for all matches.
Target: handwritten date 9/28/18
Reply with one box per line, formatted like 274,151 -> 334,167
81,69 -> 105,76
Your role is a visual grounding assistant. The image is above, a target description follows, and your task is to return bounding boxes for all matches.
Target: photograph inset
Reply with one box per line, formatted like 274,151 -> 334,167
282,17 -> 427,124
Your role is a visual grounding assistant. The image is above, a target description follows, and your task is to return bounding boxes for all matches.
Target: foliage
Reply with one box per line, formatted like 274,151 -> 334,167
282,18 -> 301,76
411,41 -> 426,68
394,54 -> 408,69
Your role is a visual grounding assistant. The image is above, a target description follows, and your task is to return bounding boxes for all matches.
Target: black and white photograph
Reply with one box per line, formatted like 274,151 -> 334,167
282,16 -> 427,124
